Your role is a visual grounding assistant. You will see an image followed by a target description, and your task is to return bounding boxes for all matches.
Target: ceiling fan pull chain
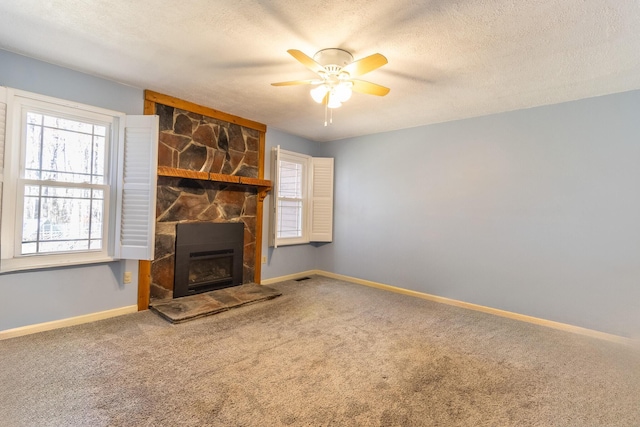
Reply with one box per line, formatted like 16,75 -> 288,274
324,102 -> 328,126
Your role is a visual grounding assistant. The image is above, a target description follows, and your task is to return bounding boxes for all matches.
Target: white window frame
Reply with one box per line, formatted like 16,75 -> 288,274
0,86 -> 158,273
272,147 -> 310,246
270,146 -> 333,247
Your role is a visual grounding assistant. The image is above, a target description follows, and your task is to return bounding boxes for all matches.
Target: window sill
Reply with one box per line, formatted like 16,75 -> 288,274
0,252 -> 117,274
272,238 -> 310,247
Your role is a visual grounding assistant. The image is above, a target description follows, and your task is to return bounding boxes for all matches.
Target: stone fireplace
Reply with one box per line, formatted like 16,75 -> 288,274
146,93 -> 269,302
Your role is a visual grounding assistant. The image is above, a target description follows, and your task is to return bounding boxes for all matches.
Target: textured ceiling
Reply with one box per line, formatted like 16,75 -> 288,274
1,1 -> 639,142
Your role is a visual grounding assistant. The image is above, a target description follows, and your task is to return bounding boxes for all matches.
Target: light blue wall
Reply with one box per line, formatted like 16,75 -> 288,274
316,91 -> 640,339
0,49 -> 141,114
0,50 -> 144,331
0,260 -> 139,330
261,127 -> 321,280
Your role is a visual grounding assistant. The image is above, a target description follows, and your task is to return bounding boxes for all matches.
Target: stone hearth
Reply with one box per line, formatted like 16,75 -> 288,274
150,283 -> 282,324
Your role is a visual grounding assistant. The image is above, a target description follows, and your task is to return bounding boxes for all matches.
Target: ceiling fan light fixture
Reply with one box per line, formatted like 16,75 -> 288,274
327,93 -> 342,109
334,82 -> 352,103
310,84 -> 329,103
273,48 -> 389,125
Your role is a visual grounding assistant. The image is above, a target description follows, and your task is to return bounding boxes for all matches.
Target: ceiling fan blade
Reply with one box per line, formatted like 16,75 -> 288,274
287,49 -> 325,75
342,53 -> 388,77
271,79 -> 321,86
351,79 -> 390,96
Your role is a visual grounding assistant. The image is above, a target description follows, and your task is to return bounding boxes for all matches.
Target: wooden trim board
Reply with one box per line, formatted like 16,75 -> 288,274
138,94 -> 156,311
145,90 -> 266,132
260,270 -> 320,285
137,260 -> 151,311
0,305 -> 138,340
5,271 -> 635,346
156,166 -> 271,190
262,270 -> 638,347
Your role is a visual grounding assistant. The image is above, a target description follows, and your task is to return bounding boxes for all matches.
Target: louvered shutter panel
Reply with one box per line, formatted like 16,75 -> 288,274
115,115 -> 159,260
0,87 -> 7,223
0,99 -> 5,178
309,157 -> 334,242
269,145 -> 280,248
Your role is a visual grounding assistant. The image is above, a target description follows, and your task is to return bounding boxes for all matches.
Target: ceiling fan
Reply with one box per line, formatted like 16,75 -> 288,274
272,48 -> 390,125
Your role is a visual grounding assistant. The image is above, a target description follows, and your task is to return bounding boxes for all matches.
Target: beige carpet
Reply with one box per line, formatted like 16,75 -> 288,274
1,275 -> 639,426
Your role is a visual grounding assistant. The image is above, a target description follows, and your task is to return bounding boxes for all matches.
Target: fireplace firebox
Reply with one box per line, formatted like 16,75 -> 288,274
174,222 -> 244,298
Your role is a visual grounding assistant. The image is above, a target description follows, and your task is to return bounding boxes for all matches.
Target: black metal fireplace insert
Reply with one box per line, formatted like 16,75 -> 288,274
174,222 -> 244,298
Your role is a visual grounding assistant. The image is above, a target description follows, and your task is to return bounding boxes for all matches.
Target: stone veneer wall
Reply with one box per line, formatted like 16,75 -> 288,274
150,104 -> 261,299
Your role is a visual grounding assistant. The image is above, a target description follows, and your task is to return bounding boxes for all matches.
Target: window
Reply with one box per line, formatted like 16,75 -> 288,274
276,150 -> 307,242
270,146 -> 334,247
0,86 -> 158,272
21,108 -> 109,256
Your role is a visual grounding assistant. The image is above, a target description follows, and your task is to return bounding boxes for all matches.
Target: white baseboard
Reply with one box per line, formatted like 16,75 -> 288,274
265,270 -> 637,347
261,270 -> 319,285
0,305 -> 138,340
5,273 -> 635,346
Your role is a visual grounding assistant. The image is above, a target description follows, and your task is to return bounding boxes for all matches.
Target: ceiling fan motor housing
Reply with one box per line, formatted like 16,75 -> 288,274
314,48 -> 354,74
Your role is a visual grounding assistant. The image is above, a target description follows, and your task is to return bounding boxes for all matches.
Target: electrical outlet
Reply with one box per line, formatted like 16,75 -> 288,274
123,271 -> 132,284
262,256 -> 267,264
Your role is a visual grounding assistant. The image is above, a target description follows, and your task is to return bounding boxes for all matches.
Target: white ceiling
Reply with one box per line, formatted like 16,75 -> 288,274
1,1 -> 639,142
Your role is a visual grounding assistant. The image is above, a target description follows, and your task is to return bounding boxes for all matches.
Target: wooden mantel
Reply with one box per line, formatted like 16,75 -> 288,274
138,91 -> 271,311
157,166 -> 271,197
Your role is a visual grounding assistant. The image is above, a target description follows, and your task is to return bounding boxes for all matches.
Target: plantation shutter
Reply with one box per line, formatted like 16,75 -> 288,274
269,145 -> 281,248
270,146 -> 334,247
309,157 -> 334,242
115,115 -> 159,260
0,87 -> 6,224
